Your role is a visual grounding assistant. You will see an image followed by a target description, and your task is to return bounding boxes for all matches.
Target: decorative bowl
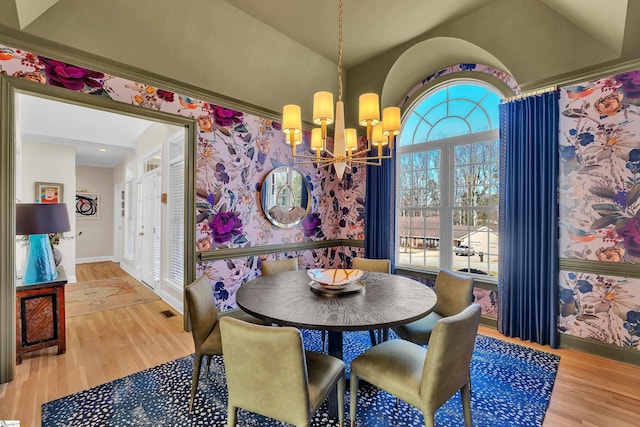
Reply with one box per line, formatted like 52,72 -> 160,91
307,268 -> 364,289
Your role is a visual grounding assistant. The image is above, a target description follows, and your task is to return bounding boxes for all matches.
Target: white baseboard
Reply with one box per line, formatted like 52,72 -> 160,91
76,256 -> 114,264
119,263 -> 137,279
159,288 -> 183,315
66,274 -> 78,284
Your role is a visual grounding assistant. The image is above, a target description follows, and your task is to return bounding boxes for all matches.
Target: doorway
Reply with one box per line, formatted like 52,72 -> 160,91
0,75 -> 197,383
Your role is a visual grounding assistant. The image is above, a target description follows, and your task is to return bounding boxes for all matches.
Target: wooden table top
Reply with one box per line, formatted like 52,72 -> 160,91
236,270 -> 437,332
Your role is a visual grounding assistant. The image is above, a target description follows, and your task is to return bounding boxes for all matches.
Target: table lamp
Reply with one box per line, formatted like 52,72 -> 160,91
16,203 -> 71,284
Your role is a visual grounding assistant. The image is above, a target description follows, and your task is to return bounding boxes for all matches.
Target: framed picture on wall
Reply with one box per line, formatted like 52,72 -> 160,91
76,192 -> 99,219
35,182 -> 64,204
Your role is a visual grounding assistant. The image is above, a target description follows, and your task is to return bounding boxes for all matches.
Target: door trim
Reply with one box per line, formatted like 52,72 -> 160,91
0,75 -> 196,383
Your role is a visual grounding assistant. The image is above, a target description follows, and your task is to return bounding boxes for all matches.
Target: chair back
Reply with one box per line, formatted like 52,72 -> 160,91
433,269 -> 474,317
220,316 -> 310,425
185,275 -> 218,347
419,304 -> 481,412
260,258 -> 299,276
352,257 -> 391,273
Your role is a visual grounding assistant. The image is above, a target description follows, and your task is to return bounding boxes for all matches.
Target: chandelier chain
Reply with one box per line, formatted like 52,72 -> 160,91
337,0 -> 343,102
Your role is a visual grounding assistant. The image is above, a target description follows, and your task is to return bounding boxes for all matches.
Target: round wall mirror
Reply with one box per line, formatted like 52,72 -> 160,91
261,166 -> 311,228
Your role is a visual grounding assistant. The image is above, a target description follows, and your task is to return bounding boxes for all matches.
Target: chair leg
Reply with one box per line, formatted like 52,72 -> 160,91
337,374 -> 345,427
422,410 -> 436,427
321,330 -> 327,353
369,330 -> 377,346
226,404 -> 237,427
349,375 -> 359,427
205,355 -> 213,378
190,353 -> 203,412
461,382 -> 472,427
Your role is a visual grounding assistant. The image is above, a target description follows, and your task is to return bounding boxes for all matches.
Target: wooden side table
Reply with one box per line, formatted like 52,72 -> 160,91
15,266 -> 67,364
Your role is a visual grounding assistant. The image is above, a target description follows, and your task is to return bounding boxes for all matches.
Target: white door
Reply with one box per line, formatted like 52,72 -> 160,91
113,183 -> 122,263
140,171 -> 160,289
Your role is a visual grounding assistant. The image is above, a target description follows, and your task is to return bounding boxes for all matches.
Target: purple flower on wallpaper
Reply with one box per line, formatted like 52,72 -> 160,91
615,70 -> 640,99
301,212 -> 321,238
209,211 -> 243,244
213,105 -> 243,127
577,132 -> 595,146
156,89 -> 174,102
614,191 -> 630,208
38,56 -> 104,91
271,121 -> 281,130
618,216 -> 640,258
215,163 -> 230,184
214,281 -> 229,301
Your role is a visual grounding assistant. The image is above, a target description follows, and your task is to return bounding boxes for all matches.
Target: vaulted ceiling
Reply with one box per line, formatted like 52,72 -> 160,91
0,0 -> 638,122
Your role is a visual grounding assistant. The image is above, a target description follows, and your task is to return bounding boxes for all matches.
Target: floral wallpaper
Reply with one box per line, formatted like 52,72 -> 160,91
0,44 -> 366,310
558,271 -> 640,349
558,70 -> 640,262
558,69 -> 640,349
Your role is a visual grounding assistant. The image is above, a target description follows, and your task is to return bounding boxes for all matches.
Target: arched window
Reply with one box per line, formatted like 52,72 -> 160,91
396,81 -> 501,277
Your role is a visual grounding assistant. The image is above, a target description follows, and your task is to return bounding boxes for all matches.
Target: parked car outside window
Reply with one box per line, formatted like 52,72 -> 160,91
454,245 -> 475,256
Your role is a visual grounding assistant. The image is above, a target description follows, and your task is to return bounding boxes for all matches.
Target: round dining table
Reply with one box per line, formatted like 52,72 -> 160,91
236,269 -> 437,418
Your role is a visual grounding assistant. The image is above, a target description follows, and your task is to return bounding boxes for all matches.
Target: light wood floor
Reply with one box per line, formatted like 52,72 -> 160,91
1,262 -> 639,426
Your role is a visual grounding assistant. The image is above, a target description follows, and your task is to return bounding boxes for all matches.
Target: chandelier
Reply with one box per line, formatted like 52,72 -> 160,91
281,0 -> 400,180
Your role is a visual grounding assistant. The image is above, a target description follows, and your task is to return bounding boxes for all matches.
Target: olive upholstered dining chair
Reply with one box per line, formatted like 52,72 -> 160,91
185,275 -> 270,412
260,258 -> 299,276
351,257 -> 391,274
220,316 -> 345,427
349,304 -> 481,427
351,257 -> 391,346
392,269 -> 474,346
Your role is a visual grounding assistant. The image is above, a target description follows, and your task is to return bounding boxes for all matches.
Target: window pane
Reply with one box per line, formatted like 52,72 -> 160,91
412,152 -> 427,170
429,116 -> 469,140
414,88 -> 446,116
452,208 -> 498,276
427,150 -> 440,169
424,103 -> 447,127
397,82 -> 500,276
467,107 -> 491,133
400,153 -> 412,172
448,99 -> 475,118
398,209 -> 440,269
481,92 -> 501,129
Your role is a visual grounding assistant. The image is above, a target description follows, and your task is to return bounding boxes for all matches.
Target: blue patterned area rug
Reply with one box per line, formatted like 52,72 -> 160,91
42,331 -> 559,426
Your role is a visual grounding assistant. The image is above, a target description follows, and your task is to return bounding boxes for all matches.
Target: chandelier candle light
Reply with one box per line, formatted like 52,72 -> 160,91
282,0 -> 401,180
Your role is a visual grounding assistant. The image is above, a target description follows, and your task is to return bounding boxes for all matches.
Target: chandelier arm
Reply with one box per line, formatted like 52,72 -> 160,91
292,159 -> 336,168
292,155 -> 337,163
350,146 -> 380,157
347,159 -> 393,166
346,154 -> 393,162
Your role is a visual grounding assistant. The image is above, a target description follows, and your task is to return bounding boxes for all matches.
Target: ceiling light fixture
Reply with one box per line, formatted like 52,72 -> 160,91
281,0 -> 400,179
98,148 -> 107,152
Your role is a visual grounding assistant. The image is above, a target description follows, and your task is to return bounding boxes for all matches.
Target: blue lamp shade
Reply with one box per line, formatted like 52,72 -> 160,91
16,203 -> 71,284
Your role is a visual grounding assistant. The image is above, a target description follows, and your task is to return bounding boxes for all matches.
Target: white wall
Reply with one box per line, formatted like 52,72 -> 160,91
21,141 -> 77,282
76,166 -> 114,263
